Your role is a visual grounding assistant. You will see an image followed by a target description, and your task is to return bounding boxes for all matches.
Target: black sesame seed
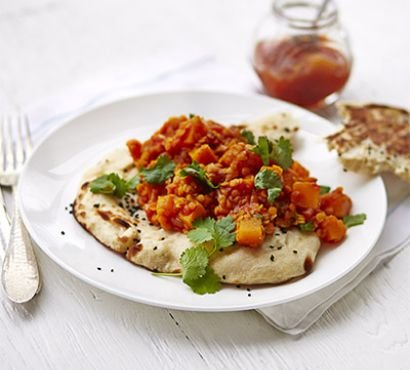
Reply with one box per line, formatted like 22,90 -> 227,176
160,237 -> 165,241
93,203 -> 100,208
270,255 -> 275,261
70,203 -> 73,207
246,288 -> 251,292
278,246 -> 282,250
69,211 -> 73,214
110,269 -> 114,272
153,246 -> 158,251
236,285 -> 241,288
247,293 -> 251,297
61,231 -> 65,235
284,127 -> 290,133
65,206 -> 68,211
137,229 -> 141,233
269,245 -> 274,249
97,267 -> 101,271
222,275 -> 226,280
293,250 -> 298,254
343,168 -> 348,172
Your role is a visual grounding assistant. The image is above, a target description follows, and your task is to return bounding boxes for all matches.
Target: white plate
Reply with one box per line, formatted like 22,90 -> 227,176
18,91 -> 387,311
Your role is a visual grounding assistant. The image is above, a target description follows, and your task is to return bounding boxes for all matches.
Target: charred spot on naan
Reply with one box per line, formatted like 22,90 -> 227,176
73,181 -> 141,255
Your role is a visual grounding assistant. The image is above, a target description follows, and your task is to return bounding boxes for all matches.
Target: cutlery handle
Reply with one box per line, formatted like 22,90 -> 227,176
1,190 -> 40,303
0,189 -> 11,261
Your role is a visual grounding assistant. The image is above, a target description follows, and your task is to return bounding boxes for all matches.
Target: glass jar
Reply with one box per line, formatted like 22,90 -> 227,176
252,0 -> 352,109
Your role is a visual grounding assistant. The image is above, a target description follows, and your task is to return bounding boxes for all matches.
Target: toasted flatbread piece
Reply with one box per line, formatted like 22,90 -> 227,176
327,103 -> 410,181
73,147 -> 320,285
241,112 -> 299,141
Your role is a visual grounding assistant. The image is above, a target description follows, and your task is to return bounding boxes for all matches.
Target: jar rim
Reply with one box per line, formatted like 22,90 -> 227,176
272,0 -> 338,30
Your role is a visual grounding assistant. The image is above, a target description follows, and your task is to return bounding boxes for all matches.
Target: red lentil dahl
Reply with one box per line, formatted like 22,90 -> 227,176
127,115 -> 352,247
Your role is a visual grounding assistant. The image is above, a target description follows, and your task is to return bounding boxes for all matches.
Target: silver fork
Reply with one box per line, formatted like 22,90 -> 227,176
0,114 -> 40,303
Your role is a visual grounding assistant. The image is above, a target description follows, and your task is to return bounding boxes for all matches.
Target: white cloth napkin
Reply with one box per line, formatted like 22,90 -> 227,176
24,52 -> 410,335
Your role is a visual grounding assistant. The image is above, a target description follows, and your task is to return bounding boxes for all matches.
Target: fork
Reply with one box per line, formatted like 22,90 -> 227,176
0,114 -> 40,303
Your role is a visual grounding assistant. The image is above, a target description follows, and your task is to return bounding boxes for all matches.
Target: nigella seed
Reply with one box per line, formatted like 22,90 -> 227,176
269,245 -> 274,249
61,231 -> 65,235
93,203 -> 100,208
137,229 -> 141,233
236,285 -> 241,288
277,246 -> 282,250
246,288 -> 251,292
97,267 -> 101,271
222,275 -> 226,280
343,168 -> 348,172
110,269 -> 114,272
293,250 -> 298,254
270,255 -> 275,262
160,237 -> 165,241
153,246 -> 158,251
69,211 -> 73,214
247,293 -> 251,297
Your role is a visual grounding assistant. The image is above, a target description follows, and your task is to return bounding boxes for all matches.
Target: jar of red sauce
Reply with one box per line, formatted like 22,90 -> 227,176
252,0 -> 352,109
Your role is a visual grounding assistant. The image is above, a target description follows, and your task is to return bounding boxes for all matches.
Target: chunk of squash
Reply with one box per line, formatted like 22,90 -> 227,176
291,181 -> 320,209
236,217 -> 264,247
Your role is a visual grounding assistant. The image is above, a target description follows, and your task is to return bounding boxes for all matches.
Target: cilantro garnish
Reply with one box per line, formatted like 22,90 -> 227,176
343,213 -> 367,228
90,173 -> 139,198
254,169 -> 282,203
319,185 -> 331,195
180,161 -> 218,189
180,247 -> 208,283
299,222 -> 315,232
188,216 -> 236,251
252,136 -> 272,165
251,135 -> 293,169
179,248 -> 220,294
241,129 -> 256,145
153,216 -> 235,294
270,136 -> 293,169
188,113 -> 195,119
140,154 -> 175,184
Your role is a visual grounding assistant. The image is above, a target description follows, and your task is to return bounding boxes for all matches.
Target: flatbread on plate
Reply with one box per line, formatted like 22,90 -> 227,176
74,147 -> 320,285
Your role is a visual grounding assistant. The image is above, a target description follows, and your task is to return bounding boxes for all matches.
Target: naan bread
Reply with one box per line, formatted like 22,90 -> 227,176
241,112 -> 299,142
327,103 -> 410,181
74,147 -> 320,285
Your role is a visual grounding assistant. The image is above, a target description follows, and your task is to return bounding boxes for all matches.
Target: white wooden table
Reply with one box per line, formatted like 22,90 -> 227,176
1,0 -> 409,368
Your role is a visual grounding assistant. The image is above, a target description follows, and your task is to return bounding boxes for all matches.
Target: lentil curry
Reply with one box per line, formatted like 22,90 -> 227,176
127,115 -> 353,247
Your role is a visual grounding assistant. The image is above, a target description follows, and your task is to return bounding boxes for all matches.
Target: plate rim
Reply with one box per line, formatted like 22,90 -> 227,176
18,89 -> 387,311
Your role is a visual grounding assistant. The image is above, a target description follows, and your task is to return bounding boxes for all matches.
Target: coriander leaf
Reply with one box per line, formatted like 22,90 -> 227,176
188,113 -> 195,119
180,247 -> 209,283
241,129 -> 256,145
214,216 -> 236,249
90,173 -> 136,198
141,154 -> 175,184
299,222 -> 315,232
187,228 -> 214,245
267,187 -> 282,203
126,175 -> 140,192
270,137 -> 293,169
252,136 -> 272,165
190,216 -> 236,251
343,213 -> 367,228
90,175 -> 116,194
254,169 -> 283,204
319,185 -> 331,195
180,161 -> 218,189
185,266 -> 221,295
192,217 -> 215,230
